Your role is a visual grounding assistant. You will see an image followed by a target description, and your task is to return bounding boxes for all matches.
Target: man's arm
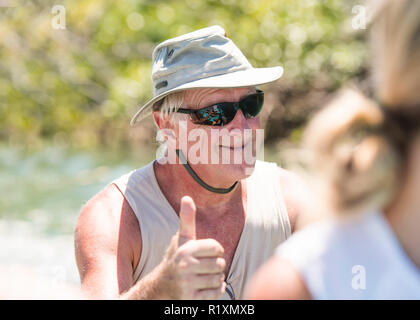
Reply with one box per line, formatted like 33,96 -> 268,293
75,187 -> 226,300
74,183 -> 141,299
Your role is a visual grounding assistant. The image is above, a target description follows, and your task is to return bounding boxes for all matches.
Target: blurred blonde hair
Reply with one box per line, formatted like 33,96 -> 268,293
303,0 -> 420,218
153,91 -> 186,158
157,91 -> 185,120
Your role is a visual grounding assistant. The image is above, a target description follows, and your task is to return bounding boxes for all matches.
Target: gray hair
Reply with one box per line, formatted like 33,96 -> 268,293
154,91 -> 186,158
154,91 -> 185,120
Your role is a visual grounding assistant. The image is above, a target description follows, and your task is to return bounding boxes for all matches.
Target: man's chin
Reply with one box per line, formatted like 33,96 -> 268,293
218,144 -> 258,177
219,161 -> 257,181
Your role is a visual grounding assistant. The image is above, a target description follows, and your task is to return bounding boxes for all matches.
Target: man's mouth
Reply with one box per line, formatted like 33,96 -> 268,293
219,141 -> 251,150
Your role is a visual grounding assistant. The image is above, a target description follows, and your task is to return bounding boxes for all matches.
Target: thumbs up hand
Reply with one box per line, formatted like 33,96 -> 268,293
178,196 -> 197,245
162,196 -> 226,300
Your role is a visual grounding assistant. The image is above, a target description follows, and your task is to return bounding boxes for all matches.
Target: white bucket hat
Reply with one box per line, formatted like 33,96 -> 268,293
130,25 -> 283,126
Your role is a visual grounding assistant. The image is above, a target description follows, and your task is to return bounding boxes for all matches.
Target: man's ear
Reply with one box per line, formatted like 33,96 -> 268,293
152,110 -> 163,130
153,110 -> 177,141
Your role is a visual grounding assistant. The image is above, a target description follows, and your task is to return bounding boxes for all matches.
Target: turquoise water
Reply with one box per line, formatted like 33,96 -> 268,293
0,144 -> 154,288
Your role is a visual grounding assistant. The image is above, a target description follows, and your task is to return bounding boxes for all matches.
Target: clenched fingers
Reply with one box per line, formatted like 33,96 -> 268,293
189,257 -> 226,274
192,273 -> 225,290
180,238 -> 224,258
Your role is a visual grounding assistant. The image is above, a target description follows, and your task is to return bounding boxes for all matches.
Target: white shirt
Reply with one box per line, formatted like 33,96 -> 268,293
276,211 -> 420,299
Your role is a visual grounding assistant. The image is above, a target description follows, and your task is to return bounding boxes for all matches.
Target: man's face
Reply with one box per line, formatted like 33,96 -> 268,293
173,87 -> 263,183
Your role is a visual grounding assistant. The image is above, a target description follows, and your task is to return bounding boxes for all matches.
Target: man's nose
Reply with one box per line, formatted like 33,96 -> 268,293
227,109 -> 250,131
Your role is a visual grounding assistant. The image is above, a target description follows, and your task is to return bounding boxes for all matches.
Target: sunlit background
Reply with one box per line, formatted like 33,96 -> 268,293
0,0 -> 366,295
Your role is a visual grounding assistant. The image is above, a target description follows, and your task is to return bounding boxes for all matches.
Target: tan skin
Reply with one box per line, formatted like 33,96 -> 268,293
75,87 -> 303,299
245,133 -> 420,300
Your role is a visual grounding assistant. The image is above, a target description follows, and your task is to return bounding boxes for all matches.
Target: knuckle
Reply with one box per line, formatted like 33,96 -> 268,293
176,243 -> 190,256
207,238 -> 221,247
213,242 -> 224,255
202,273 -> 224,289
177,256 -> 199,273
199,258 -> 220,273
175,246 -> 194,263
212,274 -> 224,287
204,239 -> 224,254
177,260 -> 189,272
217,257 -> 226,270
177,239 -> 194,254
173,249 -> 185,263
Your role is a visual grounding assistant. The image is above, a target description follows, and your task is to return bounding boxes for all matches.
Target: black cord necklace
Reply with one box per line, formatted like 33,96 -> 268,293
175,149 -> 238,194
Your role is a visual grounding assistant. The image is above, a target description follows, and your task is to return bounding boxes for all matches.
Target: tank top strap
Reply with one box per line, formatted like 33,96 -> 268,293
110,161 -> 179,284
246,160 -> 291,238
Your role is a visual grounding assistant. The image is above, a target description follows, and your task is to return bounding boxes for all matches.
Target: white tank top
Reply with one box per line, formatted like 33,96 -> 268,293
276,211 -> 420,299
110,160 -> 291,300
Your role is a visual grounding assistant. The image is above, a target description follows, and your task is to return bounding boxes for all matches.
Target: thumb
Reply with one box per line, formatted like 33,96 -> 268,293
178,196 -> 196,245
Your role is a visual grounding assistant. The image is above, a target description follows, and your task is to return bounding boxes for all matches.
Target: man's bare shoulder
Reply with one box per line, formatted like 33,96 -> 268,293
74,183 -> 141,297
75,183 -> 141,271
76,183 -> 137,235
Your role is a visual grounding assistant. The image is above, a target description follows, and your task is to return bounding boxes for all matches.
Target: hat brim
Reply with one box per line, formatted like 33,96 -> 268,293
130,66 -> 283,126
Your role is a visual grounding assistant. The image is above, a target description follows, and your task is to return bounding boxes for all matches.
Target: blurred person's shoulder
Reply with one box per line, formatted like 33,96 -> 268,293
276,215 -> 338,264
276,211 -> 379,261
274,211 -> 393,298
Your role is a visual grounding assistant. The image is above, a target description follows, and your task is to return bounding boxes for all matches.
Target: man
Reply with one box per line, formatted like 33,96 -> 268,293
74,25 -> 303,300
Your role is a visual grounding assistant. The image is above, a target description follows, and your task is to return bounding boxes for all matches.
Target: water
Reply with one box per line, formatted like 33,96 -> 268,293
0,144 -> 154,295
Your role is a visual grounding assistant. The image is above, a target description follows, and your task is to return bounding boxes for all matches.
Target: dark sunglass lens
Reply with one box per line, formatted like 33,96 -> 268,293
186,91 -> 263,126
191,106 -> 225,126
218,103 -> 237,126
242,92 -> 264,118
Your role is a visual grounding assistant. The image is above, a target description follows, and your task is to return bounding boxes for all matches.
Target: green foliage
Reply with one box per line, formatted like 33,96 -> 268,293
0,0 -> 367,149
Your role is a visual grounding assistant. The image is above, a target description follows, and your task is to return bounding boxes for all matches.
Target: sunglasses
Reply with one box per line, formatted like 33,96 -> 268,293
176,90 -> 264,126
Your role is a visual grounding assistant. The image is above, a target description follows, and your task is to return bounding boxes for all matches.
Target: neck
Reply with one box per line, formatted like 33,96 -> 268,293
175,149 -> 238,194
153,160 -> 243,213
385,135 -> 420,269
386,198 -> 420,270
